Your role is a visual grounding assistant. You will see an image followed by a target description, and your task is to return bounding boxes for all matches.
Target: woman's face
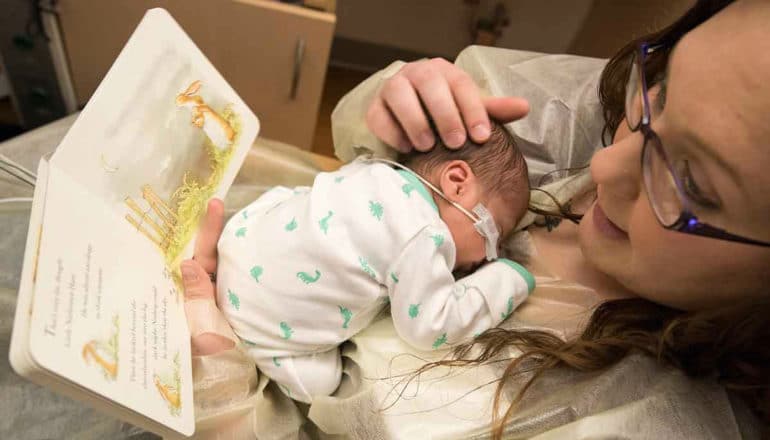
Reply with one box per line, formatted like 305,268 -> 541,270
579,0 -> 770,311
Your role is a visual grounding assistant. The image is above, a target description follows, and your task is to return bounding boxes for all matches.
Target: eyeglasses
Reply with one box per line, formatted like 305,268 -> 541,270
626,42 -> 770,247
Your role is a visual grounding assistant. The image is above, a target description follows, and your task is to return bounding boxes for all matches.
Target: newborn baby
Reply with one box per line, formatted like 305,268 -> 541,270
216,123 -> 534,403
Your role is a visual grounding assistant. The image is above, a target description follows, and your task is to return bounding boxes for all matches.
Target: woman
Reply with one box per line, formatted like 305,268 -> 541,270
183,0 -> 769,437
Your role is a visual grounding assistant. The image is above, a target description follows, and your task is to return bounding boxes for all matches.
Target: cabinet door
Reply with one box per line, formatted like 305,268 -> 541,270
58,0 -> 335,150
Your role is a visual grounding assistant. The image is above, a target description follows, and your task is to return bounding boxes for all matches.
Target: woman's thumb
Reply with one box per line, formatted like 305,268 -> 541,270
181,259 -> 215,301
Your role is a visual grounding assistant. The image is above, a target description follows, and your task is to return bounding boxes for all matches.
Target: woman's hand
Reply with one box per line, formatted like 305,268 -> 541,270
366,58 -> 530,152
182,199 -> 236,356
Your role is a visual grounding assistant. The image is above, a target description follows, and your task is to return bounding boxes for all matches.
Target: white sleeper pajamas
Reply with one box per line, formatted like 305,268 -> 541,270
216,161 -> 535,403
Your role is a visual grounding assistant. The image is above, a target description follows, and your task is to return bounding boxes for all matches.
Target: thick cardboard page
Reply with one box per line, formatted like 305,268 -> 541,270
11,8 -> 259,437
9,158 -> 50,378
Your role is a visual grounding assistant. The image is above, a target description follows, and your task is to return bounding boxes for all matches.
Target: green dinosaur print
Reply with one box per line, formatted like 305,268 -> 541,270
279,383 -> 292,397
390,272 -> 399,284
408,303 -> 420,319
273,357 -> 282,367
339,305 -> 353,329
242,340 -> 257,347
242,210 -> 248,219
358,256 -> 377,280
431,233 -> 445,248
227,289 -> 240,310
432,333 -> 448,349
285,217 -> 297,231
250,266 -> 263,283
501,296 -> 515,320
334,176 -> 345,183
319,210 -> 334,235
369,201 -> 384,221
297,269 -> 321,284
402,183 -> 415,197
280,322 -> 293,340
235,227 -> 246,237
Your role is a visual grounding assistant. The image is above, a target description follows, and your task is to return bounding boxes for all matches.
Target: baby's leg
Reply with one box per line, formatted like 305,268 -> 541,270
257,347 -> 342,403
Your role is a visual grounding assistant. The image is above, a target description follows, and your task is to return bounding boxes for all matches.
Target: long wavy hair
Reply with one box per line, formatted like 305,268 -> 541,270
418,1 -> 770,438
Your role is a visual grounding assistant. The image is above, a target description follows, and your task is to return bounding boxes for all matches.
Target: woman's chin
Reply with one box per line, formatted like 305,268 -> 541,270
577,204 -> 630,276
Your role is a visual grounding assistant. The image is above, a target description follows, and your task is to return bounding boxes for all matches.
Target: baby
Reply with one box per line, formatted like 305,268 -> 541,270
216,122 -> 534,403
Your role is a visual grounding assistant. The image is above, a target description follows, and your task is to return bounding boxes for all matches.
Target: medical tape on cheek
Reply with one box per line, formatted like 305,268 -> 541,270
472,204 -> 499,261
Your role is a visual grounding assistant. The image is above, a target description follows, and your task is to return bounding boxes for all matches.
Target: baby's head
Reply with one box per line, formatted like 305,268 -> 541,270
400,122 -> 530,272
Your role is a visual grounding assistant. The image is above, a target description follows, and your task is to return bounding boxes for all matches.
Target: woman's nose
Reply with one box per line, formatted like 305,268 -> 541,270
590,131 -> 644,201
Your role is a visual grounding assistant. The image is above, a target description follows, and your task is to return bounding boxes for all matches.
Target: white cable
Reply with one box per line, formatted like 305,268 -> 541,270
0,155 -> 36,187
0,154 -> 36,180
362,156 -> 481,222
0,197 -> 33,205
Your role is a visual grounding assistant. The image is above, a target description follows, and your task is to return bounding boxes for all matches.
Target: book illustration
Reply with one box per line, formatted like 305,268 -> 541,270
124,80 -> 242,287
176,80 -> 235,151
100,153 -> 120,173
81,314 -> 120,381
154,351 -> 182,416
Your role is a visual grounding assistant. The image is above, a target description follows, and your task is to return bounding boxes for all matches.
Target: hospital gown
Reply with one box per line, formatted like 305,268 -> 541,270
216,160 -> 534,403
2,47 -> 761,440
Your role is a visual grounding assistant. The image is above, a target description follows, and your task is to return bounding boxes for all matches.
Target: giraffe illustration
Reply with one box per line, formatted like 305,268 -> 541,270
501,296 -> 514,320
369,201 -> 384,220
358,257 -> 377,280
319,211 -> 334,234
432,333 -> 448,349
280,322 -> 294,340
339,305 -> 353,329
250,266 -> 263,283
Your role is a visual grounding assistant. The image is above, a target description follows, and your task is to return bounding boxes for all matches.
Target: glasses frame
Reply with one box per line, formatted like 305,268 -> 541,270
628,42 -> 770,247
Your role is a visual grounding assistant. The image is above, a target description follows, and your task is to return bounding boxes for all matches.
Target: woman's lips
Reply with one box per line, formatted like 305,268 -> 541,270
592,203 -> 628,240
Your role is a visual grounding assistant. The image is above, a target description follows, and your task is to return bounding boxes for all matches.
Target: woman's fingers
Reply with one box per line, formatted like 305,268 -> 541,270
483,96 -> 530,123
366,96 -> 412,153
181,259 -> 235,356
194,199 -> 224,275
370,58 -> 530,152
181,259 -> 215,301
409,60 -> 466,149
380,74 -> 435,150
449,71 -> 492,144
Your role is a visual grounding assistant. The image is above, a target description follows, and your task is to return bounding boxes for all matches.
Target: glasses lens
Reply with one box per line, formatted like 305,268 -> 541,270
625,55 -> 644,131
643,134 -> 682,227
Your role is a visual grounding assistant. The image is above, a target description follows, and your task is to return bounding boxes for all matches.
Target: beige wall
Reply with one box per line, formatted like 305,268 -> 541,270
335,0 -> 695,60
335,0 -> 477,58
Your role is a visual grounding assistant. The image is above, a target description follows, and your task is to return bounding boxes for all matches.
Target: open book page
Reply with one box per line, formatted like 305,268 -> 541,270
21,9 -> 259,436
31,164 -> 195,433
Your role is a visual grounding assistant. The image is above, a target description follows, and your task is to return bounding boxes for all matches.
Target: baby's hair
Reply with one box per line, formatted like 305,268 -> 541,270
399,121 -> 530,220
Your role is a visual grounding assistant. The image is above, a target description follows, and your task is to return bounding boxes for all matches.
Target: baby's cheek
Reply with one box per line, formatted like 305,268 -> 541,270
466,231 -> 487,262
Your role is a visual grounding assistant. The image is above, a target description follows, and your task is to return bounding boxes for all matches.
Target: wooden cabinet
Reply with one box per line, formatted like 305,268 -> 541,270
58,0 -> 335,150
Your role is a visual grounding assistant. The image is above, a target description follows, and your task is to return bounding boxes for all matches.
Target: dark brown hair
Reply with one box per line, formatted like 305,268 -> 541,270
413,0 -> 770,437
399,121 -> 530,221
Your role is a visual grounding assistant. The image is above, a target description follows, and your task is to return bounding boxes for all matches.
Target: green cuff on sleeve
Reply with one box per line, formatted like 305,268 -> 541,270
496,258 -> 536,294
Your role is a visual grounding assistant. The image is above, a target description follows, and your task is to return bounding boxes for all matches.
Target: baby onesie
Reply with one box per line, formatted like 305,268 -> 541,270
216,160 -> 535,402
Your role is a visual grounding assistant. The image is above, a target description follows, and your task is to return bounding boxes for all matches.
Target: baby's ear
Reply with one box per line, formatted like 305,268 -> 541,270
440,160 -> 480,203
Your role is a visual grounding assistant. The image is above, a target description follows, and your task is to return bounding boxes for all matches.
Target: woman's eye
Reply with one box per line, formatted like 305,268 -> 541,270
678,160 -> 720,209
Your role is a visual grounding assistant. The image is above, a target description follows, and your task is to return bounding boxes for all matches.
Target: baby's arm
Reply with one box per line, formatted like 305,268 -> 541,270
386,225 -> 535,351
